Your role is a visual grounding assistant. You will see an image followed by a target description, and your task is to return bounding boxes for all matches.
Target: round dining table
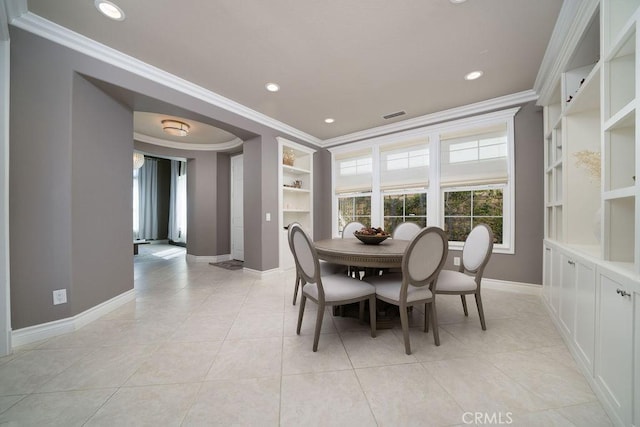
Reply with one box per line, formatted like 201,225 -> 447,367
314,238 -> 409,269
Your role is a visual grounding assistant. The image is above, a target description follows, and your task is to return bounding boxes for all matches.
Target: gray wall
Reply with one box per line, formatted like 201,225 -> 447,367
441,101 -> 544,284
134,142 -> 231,258
313,149 -> 333,240
71,74 -> 134,314
243,136 -> 279,271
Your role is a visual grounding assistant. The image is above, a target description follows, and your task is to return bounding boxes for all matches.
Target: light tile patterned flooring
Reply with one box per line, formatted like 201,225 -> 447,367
0,244 -> 613,426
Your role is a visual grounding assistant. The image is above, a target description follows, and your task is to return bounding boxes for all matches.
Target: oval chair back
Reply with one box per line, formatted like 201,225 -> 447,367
401,226 -> 449,298
342,221 -> 365,239
289,225 -> 324,302
461,224 -> 494,275
392,222 -> 422,241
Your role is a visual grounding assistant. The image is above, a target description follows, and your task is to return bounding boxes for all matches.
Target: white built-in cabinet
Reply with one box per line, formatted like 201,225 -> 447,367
277,137 -> 314,270
541,1 -> 640,425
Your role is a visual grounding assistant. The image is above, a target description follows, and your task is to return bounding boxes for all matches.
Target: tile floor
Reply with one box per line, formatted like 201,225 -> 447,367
0,244 -> 613,426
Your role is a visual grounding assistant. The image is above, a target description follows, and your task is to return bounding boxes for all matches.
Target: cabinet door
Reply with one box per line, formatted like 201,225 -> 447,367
550,249 -> 562,315
543,245 -> 552,303
573,260 -> 595,374
559,253 -> 576,337
596,271 -> 633,426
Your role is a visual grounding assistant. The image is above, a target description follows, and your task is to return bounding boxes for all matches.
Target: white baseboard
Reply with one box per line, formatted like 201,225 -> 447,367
482,278 -> 542,296
11,289 -> 135,348
186,253 -> 231,263
243,267 -> 281,278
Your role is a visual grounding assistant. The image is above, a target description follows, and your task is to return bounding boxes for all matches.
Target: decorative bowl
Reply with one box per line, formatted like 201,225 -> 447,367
353,232 -> 390,245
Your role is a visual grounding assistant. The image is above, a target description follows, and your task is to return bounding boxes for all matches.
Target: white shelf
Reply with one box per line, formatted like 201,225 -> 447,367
283,209 -> 310,213
283,186 -> 310,193
564,62 -> 601,115
282,164 -> 311,175
604,100 -> 635,131
603,187 -> 637,200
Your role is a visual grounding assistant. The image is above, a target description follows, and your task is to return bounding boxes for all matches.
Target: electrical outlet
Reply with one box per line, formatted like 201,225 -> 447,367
453,257 -> 461,266
265,212 -> 271,222
53,289 -> 67,305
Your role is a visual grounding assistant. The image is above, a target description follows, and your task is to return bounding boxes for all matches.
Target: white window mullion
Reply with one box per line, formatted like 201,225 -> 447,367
428,131 -> 441,227
371,145 -> 382,227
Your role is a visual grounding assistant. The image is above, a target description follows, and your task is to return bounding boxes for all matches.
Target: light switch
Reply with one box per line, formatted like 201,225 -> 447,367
265,213 -> 271,222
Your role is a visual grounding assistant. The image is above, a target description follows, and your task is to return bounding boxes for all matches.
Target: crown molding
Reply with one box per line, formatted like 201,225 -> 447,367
134,132 -> 243,151
321,90 -> 537,147
8,11 -> 322,147
535,0 -> 600,105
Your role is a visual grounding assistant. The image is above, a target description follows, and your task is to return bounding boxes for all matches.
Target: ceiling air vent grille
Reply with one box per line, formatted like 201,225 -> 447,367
383,111 -> 406,120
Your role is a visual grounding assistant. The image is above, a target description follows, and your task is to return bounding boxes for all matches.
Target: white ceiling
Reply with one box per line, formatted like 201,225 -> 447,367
24,0 -> 563,142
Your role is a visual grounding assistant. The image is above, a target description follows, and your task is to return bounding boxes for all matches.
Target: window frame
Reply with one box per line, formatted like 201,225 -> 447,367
442,183 -> 511,253
329,107 -> 517,254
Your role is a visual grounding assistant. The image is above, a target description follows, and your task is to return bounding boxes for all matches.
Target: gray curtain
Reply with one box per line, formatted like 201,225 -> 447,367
137,157 -> 159,240
168,160 -> 187,243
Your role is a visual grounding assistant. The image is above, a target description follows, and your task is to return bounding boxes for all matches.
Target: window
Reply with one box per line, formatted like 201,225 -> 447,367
383,191 -> 427,232
338,194 -> 371,233
335,149 -> 373,234
444,187 -> 503,244
330,108 -> 515,252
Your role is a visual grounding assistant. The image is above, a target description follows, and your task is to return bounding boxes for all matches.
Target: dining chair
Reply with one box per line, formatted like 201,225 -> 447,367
342,221 -> 365,238
392,221 -> 422,241
364,226 -> 448,355
341,221 -> 366,279
290,224 -> 376,352
287,223 -> 343,305
436,223 -> 493,330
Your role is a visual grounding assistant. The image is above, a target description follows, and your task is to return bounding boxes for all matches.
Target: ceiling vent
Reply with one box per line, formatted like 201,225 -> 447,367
383,111 -> 406,120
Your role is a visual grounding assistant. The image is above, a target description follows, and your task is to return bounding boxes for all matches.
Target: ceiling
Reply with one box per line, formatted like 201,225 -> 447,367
24,0 -> 563,143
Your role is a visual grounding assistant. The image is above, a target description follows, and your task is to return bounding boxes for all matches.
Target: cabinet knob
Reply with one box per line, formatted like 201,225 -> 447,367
616,288 -> 631,297
567,260 -> 575,265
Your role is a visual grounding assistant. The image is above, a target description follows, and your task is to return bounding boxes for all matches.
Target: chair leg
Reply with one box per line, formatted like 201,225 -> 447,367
296,295 -> 306,335
312,304 -> 325,352
430,301 -> 440,346
399,304 -> 411,355
368,295 -> 376,338
475,292 -> 487,331
424,303 -> 429,332
460,294 -> 468,316
292,273 -> 300,305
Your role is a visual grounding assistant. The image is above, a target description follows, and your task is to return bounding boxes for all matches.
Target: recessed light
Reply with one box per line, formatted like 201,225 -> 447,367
265,83 -> 280,92
94,0 -> 125,21
450,0 -> 467,3
324,118 -> 335,124
464,70 -> 483,81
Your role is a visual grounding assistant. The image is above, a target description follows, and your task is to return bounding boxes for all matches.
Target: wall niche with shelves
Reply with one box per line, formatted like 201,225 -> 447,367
277,137 -> 315,270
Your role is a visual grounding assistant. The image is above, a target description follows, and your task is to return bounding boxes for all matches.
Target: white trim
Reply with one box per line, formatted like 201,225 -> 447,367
322,91 -> 536,147
0,38 -> 9,356
535,0 -> 600,105
134,132 -> 243,152
243,267 -> 281,278
11,289 -> 135,348
328,108 -> 521,155
186,253 -> 231,263
8,11 -> 321,147
0,0 -> 10,41
482,278 -> 542,296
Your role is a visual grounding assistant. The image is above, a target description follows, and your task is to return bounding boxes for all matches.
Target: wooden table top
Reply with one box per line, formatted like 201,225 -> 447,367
314,238 -> 409,268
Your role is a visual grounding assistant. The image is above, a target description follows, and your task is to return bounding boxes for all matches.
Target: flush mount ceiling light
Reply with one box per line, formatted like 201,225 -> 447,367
94,0 -> 125,21
161,120 -> 190,137
133,152 -> 145,170
265,82 -> 280,92
324,118 -> 335,124
464,70 -> 483,81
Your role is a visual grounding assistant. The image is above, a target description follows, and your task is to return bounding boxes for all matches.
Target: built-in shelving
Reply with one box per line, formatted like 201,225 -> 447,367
542,2 -> 640,425
277,137 -> 315,270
